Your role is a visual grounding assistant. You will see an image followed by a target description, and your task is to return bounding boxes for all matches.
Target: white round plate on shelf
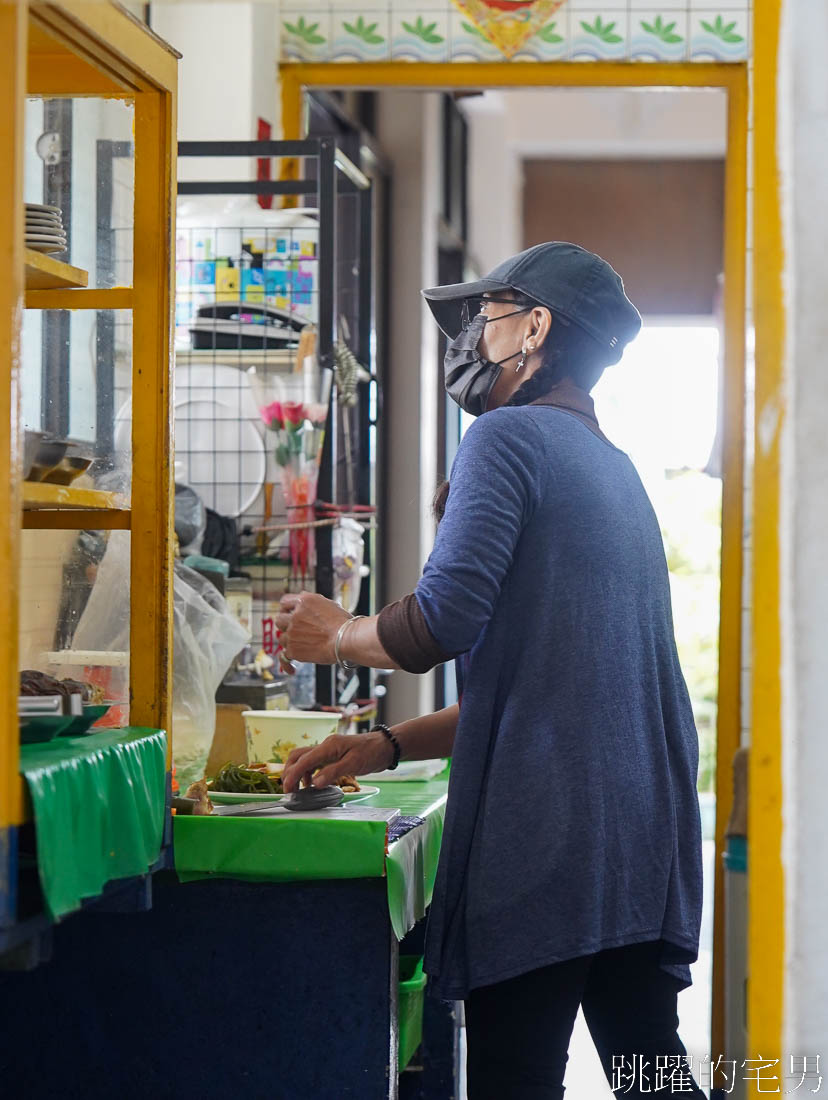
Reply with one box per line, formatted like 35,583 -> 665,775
172,363 -> 266,518
25,236 -> 67,247
25,203 -> 62,214
25,241 -> 66,254
115,363 -> 267,519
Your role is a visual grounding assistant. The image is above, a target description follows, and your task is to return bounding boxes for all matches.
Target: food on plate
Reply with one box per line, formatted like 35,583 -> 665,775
209,761 -> 284,795
246,761 -> 284,779
20,670 -> 104,705
21,669 -> 74,698
63,678 -> 105,704
198,762 -> 359,798
184,778 -> 214,815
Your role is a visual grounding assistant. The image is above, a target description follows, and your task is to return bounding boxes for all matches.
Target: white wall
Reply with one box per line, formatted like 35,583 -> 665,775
472,87 -> 727,159
150,3 -> 279,182
461,93 -> 523,277
375,90 -> 442,724
779,0 -> 828,1050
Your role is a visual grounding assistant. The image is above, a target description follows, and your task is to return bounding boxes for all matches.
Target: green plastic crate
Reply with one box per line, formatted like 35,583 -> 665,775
398,954 -> 427,1070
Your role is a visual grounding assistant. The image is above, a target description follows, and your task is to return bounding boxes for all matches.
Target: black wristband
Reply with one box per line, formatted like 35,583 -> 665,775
371,722 -> 401,771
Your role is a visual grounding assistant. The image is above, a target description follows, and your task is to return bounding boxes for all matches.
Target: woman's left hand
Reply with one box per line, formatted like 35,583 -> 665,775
274,591 -> 351,665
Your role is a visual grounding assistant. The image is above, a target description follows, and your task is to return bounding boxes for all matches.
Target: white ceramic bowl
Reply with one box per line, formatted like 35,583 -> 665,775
242,709 -> 339,764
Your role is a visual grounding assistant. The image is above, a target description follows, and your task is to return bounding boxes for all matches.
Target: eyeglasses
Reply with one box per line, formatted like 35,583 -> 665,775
459,296 -> 532,332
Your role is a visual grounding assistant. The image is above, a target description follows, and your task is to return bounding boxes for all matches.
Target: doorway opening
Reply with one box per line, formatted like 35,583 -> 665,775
288,64 -> 747,1098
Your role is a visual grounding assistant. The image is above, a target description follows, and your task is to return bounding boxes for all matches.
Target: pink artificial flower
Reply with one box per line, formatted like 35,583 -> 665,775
260,401 -> 284,429
306,402 -> 329,426
282,401 -> 305,428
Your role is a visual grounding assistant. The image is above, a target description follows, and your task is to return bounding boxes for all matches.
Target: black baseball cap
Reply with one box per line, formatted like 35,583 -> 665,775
422,241 -> 642,365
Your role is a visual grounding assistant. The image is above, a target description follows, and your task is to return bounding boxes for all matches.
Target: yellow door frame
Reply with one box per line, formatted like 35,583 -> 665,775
280,58 -> 762,1077
750,0 -> 785,1078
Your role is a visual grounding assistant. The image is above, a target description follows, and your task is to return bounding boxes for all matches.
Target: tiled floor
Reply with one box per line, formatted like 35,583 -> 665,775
457,838 -> 716,1098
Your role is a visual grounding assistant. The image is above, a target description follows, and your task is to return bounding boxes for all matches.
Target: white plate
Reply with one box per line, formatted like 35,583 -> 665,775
25,241 -> 66,253
26,215 -> 63,224
172,364 -> 266,518
114,363 -> 267,520
25,203 -> 62,214
208,785 -> 379,805
25,232 -> 67,241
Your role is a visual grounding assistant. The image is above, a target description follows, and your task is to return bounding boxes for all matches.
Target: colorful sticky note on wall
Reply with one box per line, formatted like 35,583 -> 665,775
293,266 -> 314,308
216,266 -> 240,301
193,261 -> 216,286
192,234 -> 214,261
241,268 -> 265,303
264,267 -> 289,297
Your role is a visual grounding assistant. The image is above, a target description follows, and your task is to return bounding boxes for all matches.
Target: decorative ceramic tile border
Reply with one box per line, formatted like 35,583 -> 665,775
689,9 -> 749,60
630,10 -> 689,60
279,1 -> 751,63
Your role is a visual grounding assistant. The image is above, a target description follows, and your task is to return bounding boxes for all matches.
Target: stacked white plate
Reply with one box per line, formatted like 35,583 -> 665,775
25,203 -> 67,254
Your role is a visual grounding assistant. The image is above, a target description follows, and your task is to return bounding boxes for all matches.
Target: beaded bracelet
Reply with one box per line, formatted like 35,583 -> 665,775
371,722 -> 401,770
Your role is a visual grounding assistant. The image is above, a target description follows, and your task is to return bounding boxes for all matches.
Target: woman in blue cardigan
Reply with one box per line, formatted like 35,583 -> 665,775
276,242 -> 705,1100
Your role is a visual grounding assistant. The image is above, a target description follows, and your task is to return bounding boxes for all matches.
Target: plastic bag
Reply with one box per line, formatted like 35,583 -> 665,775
62,530 -> 131,724
332,518 -> 366,613
71,530 -> 131,653
71,536 -> 249,788
172,563 -> 250,789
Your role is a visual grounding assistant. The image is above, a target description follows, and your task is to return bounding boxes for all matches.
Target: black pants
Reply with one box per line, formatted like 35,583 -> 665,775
464,939 -> 706,1099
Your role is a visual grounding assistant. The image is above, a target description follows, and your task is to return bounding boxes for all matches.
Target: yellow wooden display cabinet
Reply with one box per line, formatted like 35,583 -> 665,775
0,1 -> 178,926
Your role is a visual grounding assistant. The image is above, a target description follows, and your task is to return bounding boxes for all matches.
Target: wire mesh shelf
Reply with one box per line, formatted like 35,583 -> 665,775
175,140 -> 376,707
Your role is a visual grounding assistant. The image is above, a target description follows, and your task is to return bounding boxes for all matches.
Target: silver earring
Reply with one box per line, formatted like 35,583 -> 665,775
516,352 -> 526,372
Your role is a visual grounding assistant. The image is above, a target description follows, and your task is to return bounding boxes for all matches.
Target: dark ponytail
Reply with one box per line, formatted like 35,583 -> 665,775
433,479 -> 450,523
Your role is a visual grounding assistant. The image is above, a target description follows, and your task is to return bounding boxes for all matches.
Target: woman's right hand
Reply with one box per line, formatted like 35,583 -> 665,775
281,731 -> 395,793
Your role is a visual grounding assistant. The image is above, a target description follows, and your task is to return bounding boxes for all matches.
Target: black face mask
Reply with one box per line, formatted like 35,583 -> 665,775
443,309 -> 528,417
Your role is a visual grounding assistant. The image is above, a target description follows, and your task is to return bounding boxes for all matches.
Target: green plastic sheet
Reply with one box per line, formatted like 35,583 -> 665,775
174,776 -> 448,940
20,727 -> 167,921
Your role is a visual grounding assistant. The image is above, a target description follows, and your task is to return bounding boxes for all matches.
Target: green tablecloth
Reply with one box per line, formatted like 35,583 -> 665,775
174,776 -> 449,940
20,727 -> 167,921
